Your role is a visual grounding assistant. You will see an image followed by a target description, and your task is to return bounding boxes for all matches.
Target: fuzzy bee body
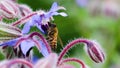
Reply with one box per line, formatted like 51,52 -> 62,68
46,22 -> 58,50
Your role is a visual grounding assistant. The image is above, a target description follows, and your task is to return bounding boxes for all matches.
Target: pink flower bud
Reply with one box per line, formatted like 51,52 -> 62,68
0,0 -> 19,19
86,41 -> 105,63
18,4 -> 32,17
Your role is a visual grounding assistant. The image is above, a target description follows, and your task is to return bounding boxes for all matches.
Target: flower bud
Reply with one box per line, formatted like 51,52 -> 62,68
0,0 -> 19,19
18,4 -> 32,17
86,41 -> 105,63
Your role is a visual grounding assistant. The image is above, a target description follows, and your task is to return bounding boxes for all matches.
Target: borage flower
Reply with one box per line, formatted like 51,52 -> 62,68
21,2 -> 67,34
0,1 -> 67,60
0,26 -> 51,58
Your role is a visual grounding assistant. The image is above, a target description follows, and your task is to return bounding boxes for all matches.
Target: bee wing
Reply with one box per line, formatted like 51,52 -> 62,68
0,23 -> 22,43
57,35 -> 63,48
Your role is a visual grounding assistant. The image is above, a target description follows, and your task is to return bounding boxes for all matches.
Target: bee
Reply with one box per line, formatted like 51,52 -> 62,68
46,22 -> 58,50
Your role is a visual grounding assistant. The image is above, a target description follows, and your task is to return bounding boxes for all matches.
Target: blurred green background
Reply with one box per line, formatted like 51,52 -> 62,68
1,0 -> 120,68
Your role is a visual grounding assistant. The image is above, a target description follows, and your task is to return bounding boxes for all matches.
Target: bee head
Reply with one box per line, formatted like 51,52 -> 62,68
48,22 -> 56,28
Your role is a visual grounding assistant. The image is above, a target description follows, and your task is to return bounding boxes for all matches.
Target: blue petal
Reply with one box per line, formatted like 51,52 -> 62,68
22,15 -> 41,34
0,38 -> 19,47
45,2 -> 58,18
50,12 -> 59,16
20,40 -> 34,55
32,14 -> 41,23
22,21 -> 32,34
49,2 -> 58,12
39,40 -> 49,57
45,11 -> 57,19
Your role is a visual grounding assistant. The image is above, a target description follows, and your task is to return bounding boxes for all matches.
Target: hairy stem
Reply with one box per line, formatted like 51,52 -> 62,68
29,32 -> 52,53
58,38 -> 90,64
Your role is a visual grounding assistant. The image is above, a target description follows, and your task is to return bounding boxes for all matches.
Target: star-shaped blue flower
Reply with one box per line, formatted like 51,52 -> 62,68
22,2 -> 67,34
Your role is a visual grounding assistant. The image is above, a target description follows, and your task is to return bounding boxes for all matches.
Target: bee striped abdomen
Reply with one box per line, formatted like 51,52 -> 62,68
46,23 -> 58,50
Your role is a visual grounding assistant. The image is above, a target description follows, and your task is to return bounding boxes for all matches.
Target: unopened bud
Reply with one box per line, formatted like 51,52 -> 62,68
0,0 -> 19,19
18,4 -> 32,17
86,41 -> 105,63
